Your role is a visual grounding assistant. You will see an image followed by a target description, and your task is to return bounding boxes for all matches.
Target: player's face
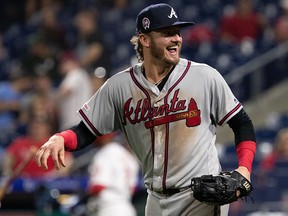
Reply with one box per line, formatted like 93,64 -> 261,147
148,26 -> 182,66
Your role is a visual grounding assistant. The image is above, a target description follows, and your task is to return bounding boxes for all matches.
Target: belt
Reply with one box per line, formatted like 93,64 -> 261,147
155,186 -> 191,196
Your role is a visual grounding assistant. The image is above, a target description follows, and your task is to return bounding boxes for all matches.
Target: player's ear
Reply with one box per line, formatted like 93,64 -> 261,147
139,33 -> 150,48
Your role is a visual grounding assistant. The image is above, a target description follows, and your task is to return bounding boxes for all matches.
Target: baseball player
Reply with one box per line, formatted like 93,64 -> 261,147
86,132 -> 139,216
36,3 -> 257,216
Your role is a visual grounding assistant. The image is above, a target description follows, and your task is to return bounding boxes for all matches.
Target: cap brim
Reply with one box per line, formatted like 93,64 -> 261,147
173,21 -> 195,28
150,21 -> 194,32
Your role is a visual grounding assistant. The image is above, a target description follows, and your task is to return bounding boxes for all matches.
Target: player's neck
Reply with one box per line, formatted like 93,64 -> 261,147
142,63 -> 173,85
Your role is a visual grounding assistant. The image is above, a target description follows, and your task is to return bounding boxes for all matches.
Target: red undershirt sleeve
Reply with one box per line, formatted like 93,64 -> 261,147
236,141 -> 256,172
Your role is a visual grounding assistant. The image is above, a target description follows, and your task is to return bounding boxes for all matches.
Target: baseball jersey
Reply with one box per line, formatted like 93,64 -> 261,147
86,142 -> 139,216
78,58 -> 242,192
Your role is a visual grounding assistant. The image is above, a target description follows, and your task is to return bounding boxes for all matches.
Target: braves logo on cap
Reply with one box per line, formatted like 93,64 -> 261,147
142,17 -> 150,30
168,8 -> 177,19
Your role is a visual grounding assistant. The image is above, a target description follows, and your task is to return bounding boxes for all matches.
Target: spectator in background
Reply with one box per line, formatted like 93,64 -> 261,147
24,0 -> 38,22
263,0 -> 288,88
0,71 -> 33,148
21,33 -> 60,84
274,0 -> 288,70
2,116 -> 73,178
0,34 -> 10,81
274,0 -> 288,43
183,23 -> 215,45
24,0 -> 62,21
219,0 -> 268,44
275,0 -> 288,77
96,0 -> 129,11
56,50 -> 92,130
0,0 -> 26,33
86,132 -> 139,216
73,9 -> 111,75
22,72 -> 59,133
38,6 -> 68,53
259,128 -> 288,171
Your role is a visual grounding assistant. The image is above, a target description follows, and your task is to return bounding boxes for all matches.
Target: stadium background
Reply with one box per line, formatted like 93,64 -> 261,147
0,0 -> 288,215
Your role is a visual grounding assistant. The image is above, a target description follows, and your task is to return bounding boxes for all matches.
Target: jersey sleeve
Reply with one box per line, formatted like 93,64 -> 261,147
209,69 -> 243,126
77,80 -> 117,136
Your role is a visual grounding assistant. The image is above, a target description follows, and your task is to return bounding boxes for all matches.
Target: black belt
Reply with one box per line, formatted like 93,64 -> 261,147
155,186 -> 191,196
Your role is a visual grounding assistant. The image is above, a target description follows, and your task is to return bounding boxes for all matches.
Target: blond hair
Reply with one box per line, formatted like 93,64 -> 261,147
130,35 -> 144,62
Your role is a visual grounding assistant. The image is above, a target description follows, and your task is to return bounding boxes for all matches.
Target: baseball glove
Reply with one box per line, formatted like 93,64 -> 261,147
190,170 -> 253,206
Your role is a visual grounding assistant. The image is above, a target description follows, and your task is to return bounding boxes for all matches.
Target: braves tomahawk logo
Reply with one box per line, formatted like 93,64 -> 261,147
123,89 -> 201,128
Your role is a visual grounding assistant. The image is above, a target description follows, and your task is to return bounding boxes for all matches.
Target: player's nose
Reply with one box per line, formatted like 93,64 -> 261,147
171,37 -> 182,48
171,33 -> 182,43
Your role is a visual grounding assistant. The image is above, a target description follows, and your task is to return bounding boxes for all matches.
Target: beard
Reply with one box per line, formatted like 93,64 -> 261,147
150,39 -> 181,67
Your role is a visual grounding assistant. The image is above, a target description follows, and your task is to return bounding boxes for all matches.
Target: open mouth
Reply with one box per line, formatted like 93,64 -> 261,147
167,46 -> 178,54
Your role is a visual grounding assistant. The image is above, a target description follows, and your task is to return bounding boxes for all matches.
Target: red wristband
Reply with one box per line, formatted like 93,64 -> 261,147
236,141 -> 256,172
56,130 -> 77,151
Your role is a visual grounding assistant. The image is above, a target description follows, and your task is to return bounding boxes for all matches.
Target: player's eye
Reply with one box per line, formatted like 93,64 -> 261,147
156,27 -> 181,37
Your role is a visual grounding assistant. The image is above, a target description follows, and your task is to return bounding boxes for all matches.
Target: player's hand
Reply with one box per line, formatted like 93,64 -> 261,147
35,135 -> 66,170
235,166 -> 251,197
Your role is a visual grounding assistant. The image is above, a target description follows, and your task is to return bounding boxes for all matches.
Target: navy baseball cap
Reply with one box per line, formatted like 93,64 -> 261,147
136,3 -> 194,33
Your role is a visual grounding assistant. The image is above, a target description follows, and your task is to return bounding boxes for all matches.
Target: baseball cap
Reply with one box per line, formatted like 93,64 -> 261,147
136,3 -> 194,33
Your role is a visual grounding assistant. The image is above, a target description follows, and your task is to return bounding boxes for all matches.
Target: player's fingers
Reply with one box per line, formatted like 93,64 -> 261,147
36,147 -> 50,169
58,149 -> 66,168
35,135 -> 65,170
50,148 -> 61,170
35,147 -> 44,167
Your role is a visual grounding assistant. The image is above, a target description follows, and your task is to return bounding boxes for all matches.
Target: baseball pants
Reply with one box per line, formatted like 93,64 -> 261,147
145,188 -> 229,216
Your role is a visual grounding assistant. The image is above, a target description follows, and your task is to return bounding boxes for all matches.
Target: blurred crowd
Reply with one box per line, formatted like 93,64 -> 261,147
0,0 -> 287,215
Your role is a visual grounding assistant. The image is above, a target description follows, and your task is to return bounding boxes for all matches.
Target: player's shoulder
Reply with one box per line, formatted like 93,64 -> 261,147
188,59 -> 217,72
178,58 -> 214,70
184,58 -> 223,77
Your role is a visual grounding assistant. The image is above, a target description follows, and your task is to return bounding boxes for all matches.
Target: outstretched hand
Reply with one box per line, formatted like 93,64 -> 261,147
35,135 -> 66,170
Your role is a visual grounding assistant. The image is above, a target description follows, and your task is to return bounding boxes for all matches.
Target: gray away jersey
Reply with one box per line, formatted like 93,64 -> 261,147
78,58 -> 242,191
